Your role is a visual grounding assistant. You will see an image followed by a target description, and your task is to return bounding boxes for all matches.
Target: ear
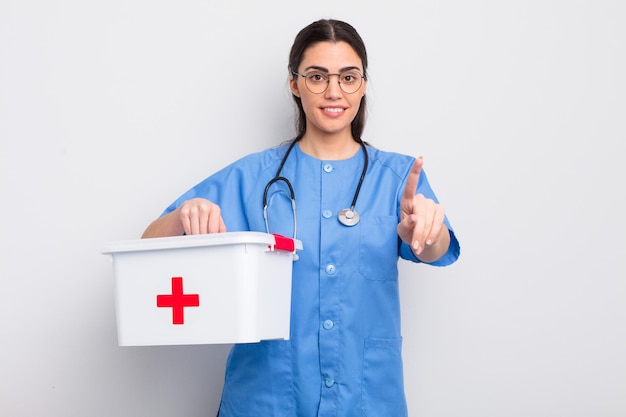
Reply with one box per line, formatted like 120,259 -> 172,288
289,76 -> 301,97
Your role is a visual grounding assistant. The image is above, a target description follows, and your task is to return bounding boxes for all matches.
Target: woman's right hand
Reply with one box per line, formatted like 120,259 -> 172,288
141,198 -> 226,238
177,198 -> 227,235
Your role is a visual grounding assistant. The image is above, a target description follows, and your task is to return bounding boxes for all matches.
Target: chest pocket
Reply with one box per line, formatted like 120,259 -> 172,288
358,216 -> 400,281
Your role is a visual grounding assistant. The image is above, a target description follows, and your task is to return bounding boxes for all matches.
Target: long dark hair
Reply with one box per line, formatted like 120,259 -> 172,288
288,19 -> 368,143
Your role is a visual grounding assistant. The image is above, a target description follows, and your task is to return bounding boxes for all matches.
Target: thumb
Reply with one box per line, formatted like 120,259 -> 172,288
397,212 -> 417,242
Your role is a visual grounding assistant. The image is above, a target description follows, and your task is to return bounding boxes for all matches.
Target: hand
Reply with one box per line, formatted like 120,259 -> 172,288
397,157 -> 446,257
177,198 -> 226,235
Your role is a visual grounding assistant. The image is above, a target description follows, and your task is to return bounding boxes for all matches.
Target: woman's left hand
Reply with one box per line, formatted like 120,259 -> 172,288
397,157 -> 449,261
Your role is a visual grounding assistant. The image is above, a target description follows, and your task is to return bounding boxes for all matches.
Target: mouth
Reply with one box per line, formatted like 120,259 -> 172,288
321,107 -> 346,115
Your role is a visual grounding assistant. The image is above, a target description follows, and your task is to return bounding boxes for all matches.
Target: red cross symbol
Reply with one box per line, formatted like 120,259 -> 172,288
156,277 -> 200,325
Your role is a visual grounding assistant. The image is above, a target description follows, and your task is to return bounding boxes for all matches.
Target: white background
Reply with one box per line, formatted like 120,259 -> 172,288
1,1 -> 625,416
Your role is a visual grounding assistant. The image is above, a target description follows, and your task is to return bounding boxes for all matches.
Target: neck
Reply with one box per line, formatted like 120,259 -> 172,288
298,134 -> 361,160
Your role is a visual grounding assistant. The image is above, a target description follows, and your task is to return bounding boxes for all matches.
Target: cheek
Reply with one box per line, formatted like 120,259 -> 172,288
349,96 -> 364,112
299,94 -> 317,112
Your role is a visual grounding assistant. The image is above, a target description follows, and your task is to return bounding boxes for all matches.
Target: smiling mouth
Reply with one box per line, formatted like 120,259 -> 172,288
323,107 -> 345,113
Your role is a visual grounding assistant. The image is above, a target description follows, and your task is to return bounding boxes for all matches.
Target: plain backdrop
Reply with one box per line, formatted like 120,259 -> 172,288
1,1 -> 625,416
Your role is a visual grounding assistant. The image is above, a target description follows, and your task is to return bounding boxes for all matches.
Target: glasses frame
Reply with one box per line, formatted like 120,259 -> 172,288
291,70 -> 366,95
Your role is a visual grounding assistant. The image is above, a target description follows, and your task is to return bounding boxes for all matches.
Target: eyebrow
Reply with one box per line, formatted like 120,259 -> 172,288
303,65 -> 362,73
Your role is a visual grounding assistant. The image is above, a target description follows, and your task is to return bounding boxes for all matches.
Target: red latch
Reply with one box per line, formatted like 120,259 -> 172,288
270,234 -> 295,252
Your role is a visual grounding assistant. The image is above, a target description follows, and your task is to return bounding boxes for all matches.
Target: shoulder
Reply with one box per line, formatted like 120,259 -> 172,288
232,144 -> 288,165
365,145 -> 416,179
220,143 -> 291,175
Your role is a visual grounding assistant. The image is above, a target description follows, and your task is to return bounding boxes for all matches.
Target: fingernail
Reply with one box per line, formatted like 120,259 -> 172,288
426,239 -> 432,245
413,241 -> 420,251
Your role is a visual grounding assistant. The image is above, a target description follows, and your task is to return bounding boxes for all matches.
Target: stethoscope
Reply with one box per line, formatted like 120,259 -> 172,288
263,138 -> 369,241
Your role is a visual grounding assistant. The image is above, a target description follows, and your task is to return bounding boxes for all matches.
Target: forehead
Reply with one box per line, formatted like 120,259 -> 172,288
300,41 -> 362,71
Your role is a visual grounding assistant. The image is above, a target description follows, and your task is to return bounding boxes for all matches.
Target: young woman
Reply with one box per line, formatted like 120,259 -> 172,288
142,18 -> 460,417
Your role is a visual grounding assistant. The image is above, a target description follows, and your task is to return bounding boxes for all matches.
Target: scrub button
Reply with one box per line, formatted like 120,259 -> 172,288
322,210 -> 332,219
325,264 -> 336,275
323,319 -> 334,330
324,377 -> 335,388
323,163 -> 334,173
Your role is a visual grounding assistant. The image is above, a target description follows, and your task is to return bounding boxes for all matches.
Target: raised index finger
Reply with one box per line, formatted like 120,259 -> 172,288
402,156 -> 423,202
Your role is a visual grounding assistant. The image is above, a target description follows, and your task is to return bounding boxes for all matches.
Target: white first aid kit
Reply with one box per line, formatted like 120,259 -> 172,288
102,232 -> 302,346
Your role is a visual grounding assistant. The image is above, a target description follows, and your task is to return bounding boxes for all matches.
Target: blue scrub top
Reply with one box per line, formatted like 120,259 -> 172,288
162,142 -> 460,417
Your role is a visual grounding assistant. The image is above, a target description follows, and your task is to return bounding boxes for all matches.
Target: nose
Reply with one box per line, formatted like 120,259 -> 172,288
324,74 -> 343,98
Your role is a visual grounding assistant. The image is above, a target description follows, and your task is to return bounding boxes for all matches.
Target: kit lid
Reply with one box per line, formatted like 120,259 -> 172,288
102,231 -> 301,255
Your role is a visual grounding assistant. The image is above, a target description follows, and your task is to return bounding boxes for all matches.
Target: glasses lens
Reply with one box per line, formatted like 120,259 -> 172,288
339,70 -> 363,94
304,71 -> 328,94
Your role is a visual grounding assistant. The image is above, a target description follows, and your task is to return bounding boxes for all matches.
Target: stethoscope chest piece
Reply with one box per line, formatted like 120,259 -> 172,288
338,208 -> 360,227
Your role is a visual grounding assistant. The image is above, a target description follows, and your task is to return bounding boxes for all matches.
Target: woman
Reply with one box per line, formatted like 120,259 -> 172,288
142,18 -> 460,417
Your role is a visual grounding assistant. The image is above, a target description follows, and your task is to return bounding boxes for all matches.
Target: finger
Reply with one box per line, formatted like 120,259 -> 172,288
411,204 -> 427,253
413,194 -> 433,253
189,202 -> 207,235
207,205 -> 223,234
401,157 -> 423,205
189,207 -> 201,235
426,206 -> 446,246
198,206 -> 209,234
181,211 -> 191,235
179,204 -> 193,235
397,212 -> 417,246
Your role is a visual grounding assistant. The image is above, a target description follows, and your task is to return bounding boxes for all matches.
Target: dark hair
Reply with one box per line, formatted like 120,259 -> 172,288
288,19 -> 368,143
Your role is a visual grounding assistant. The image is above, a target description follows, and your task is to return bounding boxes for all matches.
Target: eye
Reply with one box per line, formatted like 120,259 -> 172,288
341,71 -> 360,84
306,72 -> 327,84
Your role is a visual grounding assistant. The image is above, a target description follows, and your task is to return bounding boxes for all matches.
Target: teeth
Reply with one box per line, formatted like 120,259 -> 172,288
324,108 -> 343,113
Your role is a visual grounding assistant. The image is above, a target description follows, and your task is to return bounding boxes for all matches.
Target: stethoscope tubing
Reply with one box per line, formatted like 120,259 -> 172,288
263,175 -> 297,241
263,138 -> 368,236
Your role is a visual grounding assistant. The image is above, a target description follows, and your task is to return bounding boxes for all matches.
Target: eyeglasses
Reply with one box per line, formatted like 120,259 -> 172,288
292,69 -> 365,94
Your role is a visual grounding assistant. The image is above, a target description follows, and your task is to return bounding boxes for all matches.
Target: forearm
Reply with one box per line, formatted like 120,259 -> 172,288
141,210 -> 184,238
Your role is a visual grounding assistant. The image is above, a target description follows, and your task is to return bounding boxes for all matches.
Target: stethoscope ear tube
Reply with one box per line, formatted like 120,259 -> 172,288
263,176 -> 297,245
